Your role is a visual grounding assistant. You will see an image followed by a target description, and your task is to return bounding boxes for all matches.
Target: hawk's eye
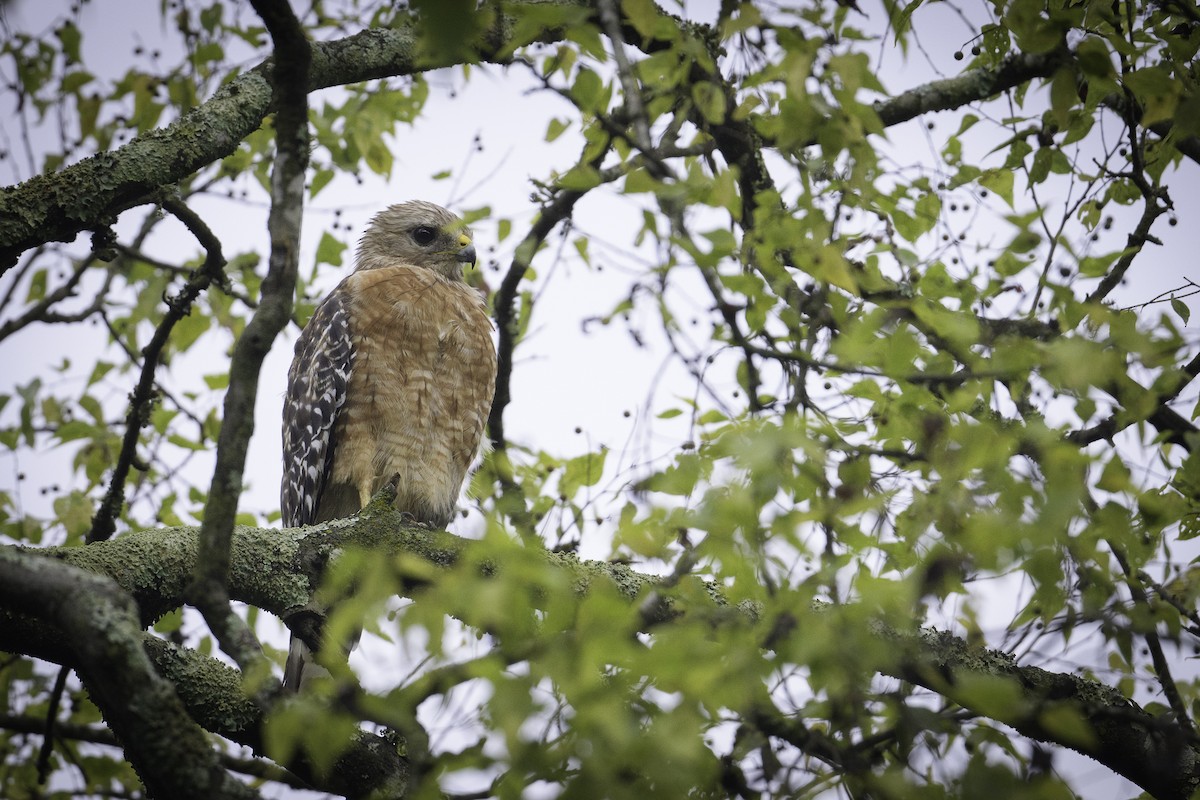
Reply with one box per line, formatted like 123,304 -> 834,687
412,226 -> 437,246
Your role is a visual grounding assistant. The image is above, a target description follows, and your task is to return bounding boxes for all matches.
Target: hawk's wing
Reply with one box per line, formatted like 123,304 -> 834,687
281,282 -> 354,528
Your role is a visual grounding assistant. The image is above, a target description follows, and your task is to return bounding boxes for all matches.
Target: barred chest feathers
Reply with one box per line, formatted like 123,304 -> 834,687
327,265 -> 495,527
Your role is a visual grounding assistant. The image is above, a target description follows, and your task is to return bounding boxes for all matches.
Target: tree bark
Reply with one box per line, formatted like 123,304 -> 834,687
2,506 -> 1195,800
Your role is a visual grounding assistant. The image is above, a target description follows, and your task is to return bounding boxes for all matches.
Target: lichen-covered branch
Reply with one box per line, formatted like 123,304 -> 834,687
0,0 -> 590,268
888,627 -> 1200,800
3,504 -> 1194,800
0,548 -> 260,800
141,636 -> 410,798
6,6 -> 1165,275
873,48 -> 1070,127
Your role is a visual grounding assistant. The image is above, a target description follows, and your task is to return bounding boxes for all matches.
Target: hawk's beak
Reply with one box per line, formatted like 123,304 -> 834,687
456,233 -> 476,266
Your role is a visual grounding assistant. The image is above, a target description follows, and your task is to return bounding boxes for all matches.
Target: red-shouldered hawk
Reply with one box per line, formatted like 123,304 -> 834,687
281,200 -> 496,691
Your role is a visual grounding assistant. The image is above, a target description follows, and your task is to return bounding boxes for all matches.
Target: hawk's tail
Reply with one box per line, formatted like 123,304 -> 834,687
283,634 -> 332,692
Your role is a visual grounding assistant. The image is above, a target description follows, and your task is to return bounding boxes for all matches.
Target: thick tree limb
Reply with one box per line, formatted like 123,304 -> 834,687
140,636 -> 410,799
3,507 -> 1195,800
5,513 -> 691,632
0,620 -> 409,798
0,548 -> 259,800
888,627 -> 1200,800
0,1 -> 579,268
872,48 -> 1070,127
10,5 -> 1195,274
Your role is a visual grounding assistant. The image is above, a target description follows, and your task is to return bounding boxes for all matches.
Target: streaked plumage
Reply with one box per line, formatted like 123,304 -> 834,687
281,200 -> 496,690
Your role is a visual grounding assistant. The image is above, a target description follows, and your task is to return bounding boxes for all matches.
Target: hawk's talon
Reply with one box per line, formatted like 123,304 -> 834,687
397,511 -> 432,529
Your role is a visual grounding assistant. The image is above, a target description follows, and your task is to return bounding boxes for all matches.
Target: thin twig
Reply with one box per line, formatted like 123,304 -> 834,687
35,666 -> 70,785
1110,544 -> 1196,735
488,152 -> 621,451
1084,192 -> 1168,306
88,197 -> 228,543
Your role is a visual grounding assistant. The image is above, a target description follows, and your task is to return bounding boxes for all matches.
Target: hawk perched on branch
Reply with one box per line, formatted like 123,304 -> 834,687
280,200 -> 496,691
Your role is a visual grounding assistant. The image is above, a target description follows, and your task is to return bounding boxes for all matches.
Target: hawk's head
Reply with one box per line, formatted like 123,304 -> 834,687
355,200 -> 476,280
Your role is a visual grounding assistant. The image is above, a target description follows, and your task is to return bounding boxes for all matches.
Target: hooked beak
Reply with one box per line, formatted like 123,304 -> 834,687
455,233 -> 476,266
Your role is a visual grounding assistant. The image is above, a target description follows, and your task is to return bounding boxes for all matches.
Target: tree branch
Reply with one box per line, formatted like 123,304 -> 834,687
0,11 -> 1109,273
140,635 -> 410,798
488,155 -> 624,452
4,507 -> 1194,800
885,625 -> 1200,800
0,548 -> 259,799
89,196 -> 228,543
0,710 -> 313,790
0,0 -> 593,268
873,48 -> 1072,127
189,0 -> 310,677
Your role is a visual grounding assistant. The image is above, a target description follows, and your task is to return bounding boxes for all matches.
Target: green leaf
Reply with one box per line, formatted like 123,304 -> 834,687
1096,458 -> 1131,493
203,373 -> 229,390
557,164 -> 601,190
560,448 -> 608,498
26,269 -> 47,303
545,117 -> 570,142
1172,298 -> 1190,324
643,454 -> 701,496
1029,147 -> 1054,184
55,420 -> 95,443
913,191 -> 941,235
309,168 -> 334,198
61,70 -> 93,94
979,169 -> 1014,207
53,491 -> 94,541
952,673 -> 1028,721
1123,67 -> 1182,126
168,434 -> 206,451
570,68 -> 605,112
315,232 -> 347,267
955,114 -> 980,135
1037,705 -> 1098,749
411,0 -> 484,62
1049,68 -> 1076,129
691,81 -> 726,124
55,22 -> 82,64
622,0 -> 677,41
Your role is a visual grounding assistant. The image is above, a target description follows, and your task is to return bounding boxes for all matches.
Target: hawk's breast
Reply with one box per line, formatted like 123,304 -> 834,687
329,265 -> 496,525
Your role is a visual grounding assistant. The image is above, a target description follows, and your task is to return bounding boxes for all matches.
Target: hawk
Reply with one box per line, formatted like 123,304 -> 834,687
281,200 -> 496,691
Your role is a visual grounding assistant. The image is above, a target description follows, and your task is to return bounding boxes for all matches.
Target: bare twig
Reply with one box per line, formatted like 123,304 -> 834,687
0,258 -> 92,342
1110,544 -> 1196,735
488,155 -> 622,451
114,243 -> 259,309
0,712 -> 312,790
89,197 -> 228,543
34,666 -> 70,785
1084,190 -> 1168,306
